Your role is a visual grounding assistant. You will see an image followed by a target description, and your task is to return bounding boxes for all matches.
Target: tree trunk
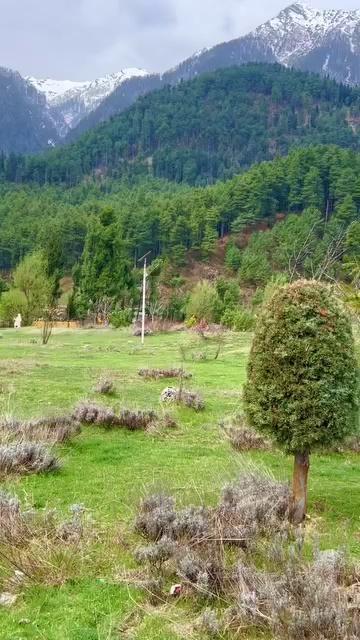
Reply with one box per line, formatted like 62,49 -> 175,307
290,452 -> 310,525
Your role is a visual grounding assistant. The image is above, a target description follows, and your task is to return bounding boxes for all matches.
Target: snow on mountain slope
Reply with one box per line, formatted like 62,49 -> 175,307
27,69 -> 148,134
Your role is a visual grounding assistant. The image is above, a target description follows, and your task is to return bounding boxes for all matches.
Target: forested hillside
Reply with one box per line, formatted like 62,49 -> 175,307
3,64 -> 360,187
0,145 -> 358,322
0,67 -> 59,154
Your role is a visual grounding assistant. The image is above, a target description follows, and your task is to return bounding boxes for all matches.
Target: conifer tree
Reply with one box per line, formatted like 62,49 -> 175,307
244,280 -> 359,524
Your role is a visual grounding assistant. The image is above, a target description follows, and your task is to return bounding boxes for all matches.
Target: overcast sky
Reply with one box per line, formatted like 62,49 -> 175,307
0,0 -> 359,80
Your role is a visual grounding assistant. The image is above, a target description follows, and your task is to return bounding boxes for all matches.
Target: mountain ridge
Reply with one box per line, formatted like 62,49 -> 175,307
3,3 -> 360,152
68,2 -> 360,140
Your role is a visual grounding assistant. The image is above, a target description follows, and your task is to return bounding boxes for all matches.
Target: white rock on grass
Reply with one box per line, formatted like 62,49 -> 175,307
0,592 -> 17,607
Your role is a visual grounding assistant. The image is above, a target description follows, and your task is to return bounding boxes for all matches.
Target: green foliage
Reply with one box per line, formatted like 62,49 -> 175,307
186,281 -> 221,324
0,145 -> 360,304
225,241 -> 242,272
221,307 -> 255,332
168,276 -> 186,289
251,288 -> 265,308
262,273 -> 289,304
0,288 -> 27,327
244,280 -> 359,454
12,251 -> 53,323
78,208 -> 136,312
110,309 -> 133,328
163,292 -> 187,322
0,276 -> 9,295
215,278 -> 241,308
239,236 -> 272,286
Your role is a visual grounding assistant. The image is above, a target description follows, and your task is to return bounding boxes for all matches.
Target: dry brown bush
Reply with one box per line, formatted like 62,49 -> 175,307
226,551 -> 360,640
0,415 -> 80,444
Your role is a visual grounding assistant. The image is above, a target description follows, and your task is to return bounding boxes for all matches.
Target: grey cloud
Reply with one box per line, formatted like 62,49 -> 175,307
127,0 -> 177,27
0,1 -> 358,79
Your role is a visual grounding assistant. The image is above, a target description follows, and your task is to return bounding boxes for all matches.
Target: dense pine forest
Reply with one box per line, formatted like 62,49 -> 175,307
2,64 -> 360,187
0,144 -> 359,323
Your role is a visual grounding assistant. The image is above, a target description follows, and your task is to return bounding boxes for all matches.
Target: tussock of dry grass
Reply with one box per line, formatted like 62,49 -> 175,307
0,493 -> 96,591
94,376 -> 116,395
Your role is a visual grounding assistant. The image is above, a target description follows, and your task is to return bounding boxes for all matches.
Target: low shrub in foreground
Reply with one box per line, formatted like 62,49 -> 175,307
0,492 -> 94,593
132,473 -> 359,639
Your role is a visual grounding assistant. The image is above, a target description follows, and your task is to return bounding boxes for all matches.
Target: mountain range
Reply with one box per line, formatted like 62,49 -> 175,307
3,2 -> 360,154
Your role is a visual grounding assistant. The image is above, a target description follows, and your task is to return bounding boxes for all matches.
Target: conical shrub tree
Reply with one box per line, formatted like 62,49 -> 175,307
244,279 -> 359,524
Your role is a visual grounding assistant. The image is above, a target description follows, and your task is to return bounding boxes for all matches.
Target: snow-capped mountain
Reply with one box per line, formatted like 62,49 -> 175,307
254,2 -> 360,83
70,2 -> 360,140
27,69 -> 148,135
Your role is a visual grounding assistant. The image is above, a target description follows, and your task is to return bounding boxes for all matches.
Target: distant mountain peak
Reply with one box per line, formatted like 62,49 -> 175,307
253,3 -> 360,71
26,68 -> 149,133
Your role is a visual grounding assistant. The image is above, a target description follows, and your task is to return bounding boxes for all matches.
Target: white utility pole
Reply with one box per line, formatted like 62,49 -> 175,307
138,251 -> 151,345
141,257 -> 147,345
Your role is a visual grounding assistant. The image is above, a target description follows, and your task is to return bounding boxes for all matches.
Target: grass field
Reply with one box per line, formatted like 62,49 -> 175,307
0,327 -> 359,640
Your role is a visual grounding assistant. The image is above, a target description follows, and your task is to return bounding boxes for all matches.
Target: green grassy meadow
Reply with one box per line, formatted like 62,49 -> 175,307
0,327 -> 359,639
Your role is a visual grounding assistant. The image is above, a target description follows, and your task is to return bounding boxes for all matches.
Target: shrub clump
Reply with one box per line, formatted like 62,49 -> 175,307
221,307 -> 255,332
220,414 -> 270,451
135,494 -> 177,540
0,492 -> 25,544
118,409 -> 157,431
0,443 -> 60,475
134,474 -> 289,600
135,536 -> 177,569
216,474 -> 290,546
138,368 -> 192,380
94,376 -> 116,395
72,402 -> 117,426
73,402 -> 158,431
